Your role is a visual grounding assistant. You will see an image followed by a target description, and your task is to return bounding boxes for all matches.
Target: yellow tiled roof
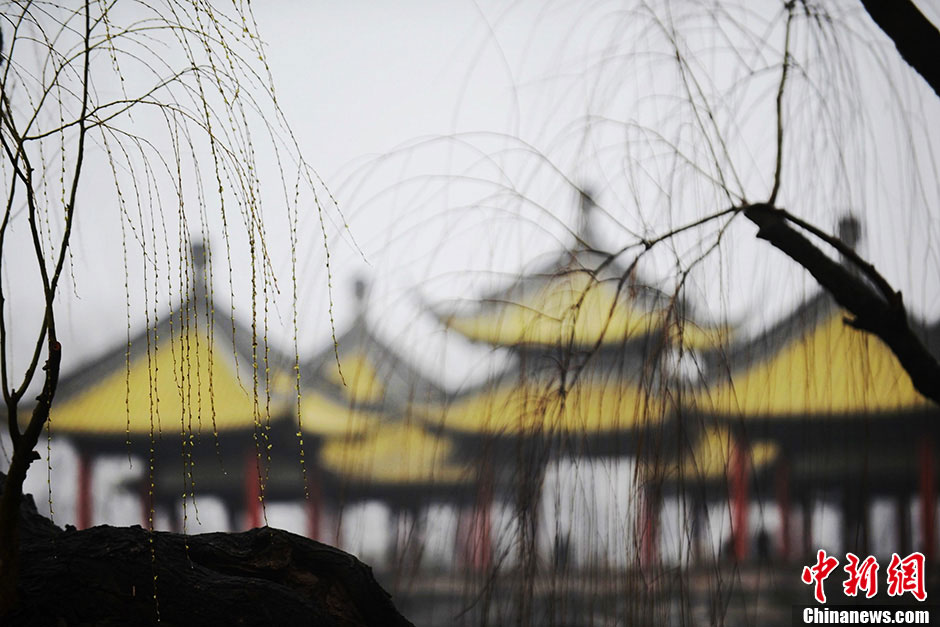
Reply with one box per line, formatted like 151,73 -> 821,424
48,329 -> 286,436
692,313 -> 929,417
428,377 -> 665,435
445,272 -> 727,349
320,423 -> 470,485
296,389 -> 387,437
674,426 -> 779,481
321,349 -> 386,404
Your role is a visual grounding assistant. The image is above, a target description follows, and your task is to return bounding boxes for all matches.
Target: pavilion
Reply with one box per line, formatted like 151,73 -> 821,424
421,190 -> 731,569
682,290 -> 938,563
43,242 -> 293,531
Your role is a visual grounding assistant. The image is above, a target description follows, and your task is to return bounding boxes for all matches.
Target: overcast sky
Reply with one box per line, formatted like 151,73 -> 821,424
3,0 -> 939,391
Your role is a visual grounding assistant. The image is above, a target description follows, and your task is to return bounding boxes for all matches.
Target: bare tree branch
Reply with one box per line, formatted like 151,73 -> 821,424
743,202 -> 940,406
859,0 -> 940,99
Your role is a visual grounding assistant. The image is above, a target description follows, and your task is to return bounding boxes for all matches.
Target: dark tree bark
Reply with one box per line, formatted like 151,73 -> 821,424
744,3 -> 940,407
858,0 -> 940,99
743,203 -> 940,406
3,475 -> 414,627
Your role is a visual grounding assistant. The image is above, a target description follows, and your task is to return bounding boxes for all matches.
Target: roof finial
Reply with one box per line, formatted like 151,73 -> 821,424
191,238 -> 208,274
837,214 -> 861,250
187,236 -> 210,314
353,275 -> 368,317
577,185 -> 597,250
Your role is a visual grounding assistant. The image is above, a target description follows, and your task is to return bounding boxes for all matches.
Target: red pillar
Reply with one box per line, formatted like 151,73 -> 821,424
640,486 -> 659,568
458,470 -> 492,572
244,451 -> 262,529
776,459 -> 791,561
76,451 -> 93,530
730,440 -> 750,561
919,440 -> 935,562
468,481 -> 492,572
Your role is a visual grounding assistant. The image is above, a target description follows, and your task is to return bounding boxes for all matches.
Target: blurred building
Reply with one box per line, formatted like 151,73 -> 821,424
39,201 -> 940,581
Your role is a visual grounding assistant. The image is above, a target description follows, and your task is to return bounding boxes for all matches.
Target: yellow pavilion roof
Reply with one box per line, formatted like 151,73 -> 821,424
48,327 -> 288,436
691,310 -> 930,417
293,346 -> 391,437
298,334 -> 392,437
672,426 -> 779,481
321,349 -> 386,405
427,374 -> 666,436
299,306 -> 446,437
440,270 -> 728,350
296,388 -> 388,437
319,422 -> 471,485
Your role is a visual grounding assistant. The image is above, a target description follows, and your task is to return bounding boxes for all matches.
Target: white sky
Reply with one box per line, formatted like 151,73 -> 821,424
2,0 -> 939,391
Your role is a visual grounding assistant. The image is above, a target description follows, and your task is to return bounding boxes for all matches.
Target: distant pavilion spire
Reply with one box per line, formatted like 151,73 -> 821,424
189,237 -> 210,314
838,214 -> 861,250
191,238 -> 207,272
576,186 -> 597,251
353,275 -> 369,321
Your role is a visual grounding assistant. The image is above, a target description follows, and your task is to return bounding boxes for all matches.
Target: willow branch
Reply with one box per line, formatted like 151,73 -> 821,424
742,202 -> 940,406
859,0 -> 940,100
769,2 -> 794,205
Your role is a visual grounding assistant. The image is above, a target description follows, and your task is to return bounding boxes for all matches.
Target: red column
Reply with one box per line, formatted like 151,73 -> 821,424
730,440 -> 750,561
76,451 -> 93,530
468,481 -> 492,572
919,440 -> 935,562
458,470 -> 493,572
244,451 -> 262,529
776,458 -> 791,561
640,486 -> 659,568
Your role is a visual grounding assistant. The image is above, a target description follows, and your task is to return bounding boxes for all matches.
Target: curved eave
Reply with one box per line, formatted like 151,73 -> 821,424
319,423 -> 471,486
302,313 -> 446,415
421,379 -> 667,436
438,273 -> 728,351
640,429 -> 778,500
675,427 -> 779,482
316,349 -> 387,405
47,329 -> 288,437
689,313 -> 930,418
296,387 -> 389,437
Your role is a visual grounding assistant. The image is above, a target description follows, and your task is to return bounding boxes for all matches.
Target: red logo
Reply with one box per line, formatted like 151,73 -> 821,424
843,553 -> 879,598
802,550 -> 928,603
886,552 -> 927,602
802,549 -> 840,603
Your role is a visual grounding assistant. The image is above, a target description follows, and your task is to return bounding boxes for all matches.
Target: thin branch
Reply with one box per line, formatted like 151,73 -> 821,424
858,0 -> 940,100
769,1 -> 795,205
0,172 -> 18,406
48,0 -> 92,300
774,207 -> 897,303
595,206 -> 739,278
742,202 -> 940,406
